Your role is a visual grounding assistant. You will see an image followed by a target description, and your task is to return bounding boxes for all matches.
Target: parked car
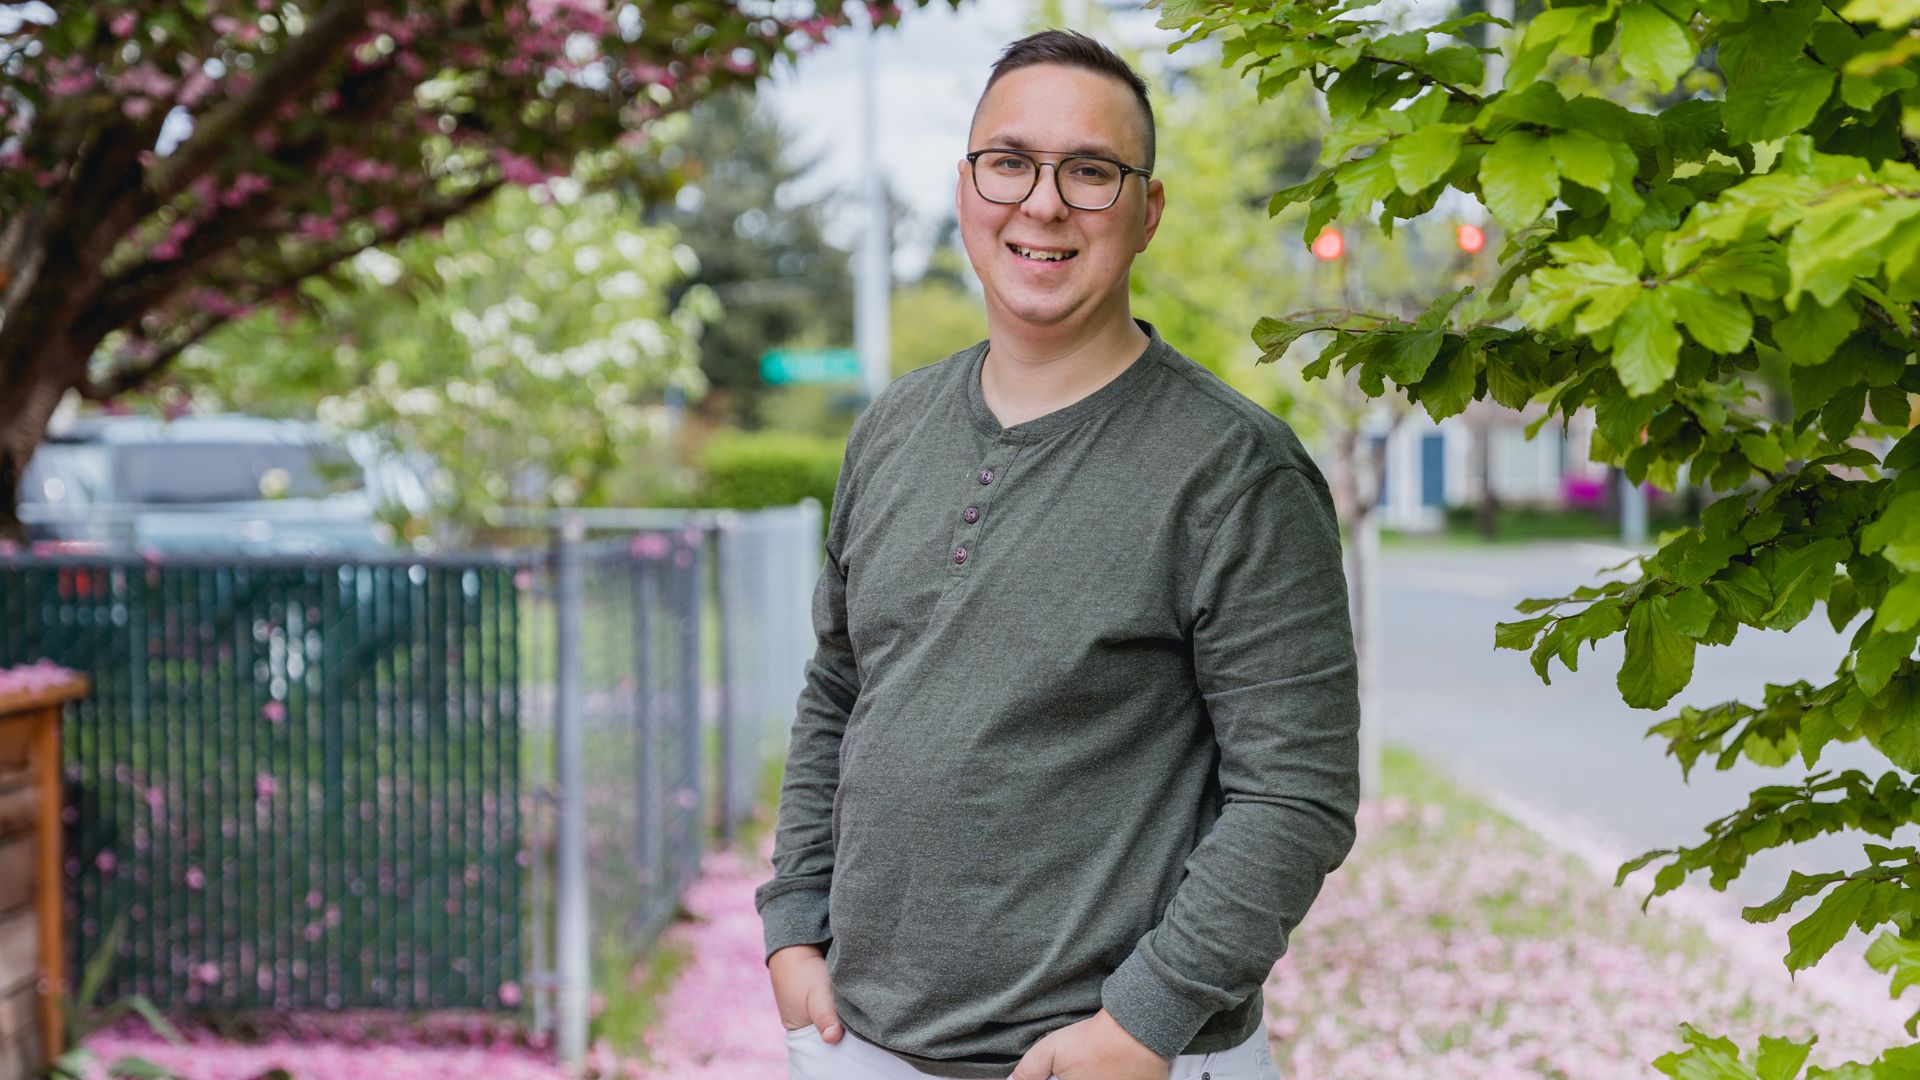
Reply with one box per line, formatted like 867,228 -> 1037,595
18,414 -> 432,555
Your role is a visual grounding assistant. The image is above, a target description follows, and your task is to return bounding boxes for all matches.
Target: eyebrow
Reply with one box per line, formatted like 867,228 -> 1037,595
985,133 -> 1126,160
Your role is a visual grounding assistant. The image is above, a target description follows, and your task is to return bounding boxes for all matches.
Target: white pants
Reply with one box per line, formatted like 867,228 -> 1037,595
786,1018 -> 1282,1080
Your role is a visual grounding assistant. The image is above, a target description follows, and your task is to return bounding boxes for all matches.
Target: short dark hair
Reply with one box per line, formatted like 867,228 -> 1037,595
972,29 -> 1155,172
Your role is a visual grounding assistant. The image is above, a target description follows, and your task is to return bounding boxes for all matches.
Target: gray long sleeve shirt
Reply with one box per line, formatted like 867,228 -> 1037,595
753,319 -> 1361,1078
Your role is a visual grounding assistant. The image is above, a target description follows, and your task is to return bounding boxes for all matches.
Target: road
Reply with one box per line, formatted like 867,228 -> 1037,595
1376,539 -> 1903,910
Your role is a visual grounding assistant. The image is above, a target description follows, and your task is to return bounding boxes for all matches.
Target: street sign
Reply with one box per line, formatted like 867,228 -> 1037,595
760,349 -> 860,384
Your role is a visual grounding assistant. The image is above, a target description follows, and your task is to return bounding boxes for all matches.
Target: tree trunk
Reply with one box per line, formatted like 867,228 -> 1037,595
0,344 -> 86,543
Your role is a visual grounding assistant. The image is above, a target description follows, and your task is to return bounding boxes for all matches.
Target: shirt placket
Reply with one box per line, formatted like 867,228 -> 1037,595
944,439 -> 1020,583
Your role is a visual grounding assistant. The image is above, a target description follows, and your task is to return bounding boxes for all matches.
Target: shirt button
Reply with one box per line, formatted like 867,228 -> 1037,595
952,545 -> 968,565
962,506 -> 980,524
977,468 -> 994,485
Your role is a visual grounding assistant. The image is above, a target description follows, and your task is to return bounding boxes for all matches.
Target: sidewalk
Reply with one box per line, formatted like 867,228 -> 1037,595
629,745 -> 1913,1079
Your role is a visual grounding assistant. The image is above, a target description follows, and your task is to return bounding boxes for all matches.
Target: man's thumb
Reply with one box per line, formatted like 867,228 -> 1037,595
1008,1041 -> 1053,1080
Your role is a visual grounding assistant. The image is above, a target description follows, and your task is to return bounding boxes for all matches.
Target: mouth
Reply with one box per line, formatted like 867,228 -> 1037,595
1007,242 -> 1078,263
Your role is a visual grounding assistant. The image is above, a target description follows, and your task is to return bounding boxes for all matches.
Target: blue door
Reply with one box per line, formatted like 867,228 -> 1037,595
1421,433 -> 1446,507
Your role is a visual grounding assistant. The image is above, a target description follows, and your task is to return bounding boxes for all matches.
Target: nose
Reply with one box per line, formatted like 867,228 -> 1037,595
1020,162 -> 1070,222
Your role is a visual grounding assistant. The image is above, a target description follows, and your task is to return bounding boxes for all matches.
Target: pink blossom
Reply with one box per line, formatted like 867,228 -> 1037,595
262,699 -> 287,722
95,850 -> 116,873
108,12 -> 138,38
255,773 -> 276,800
185,867 -> 205,890
49,71 -> 97,96
194,962 -> 221,984
493,149 -> 548,187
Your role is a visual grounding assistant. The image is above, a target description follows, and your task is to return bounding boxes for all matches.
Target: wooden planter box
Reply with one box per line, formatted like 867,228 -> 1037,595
0,668 -> 87,1080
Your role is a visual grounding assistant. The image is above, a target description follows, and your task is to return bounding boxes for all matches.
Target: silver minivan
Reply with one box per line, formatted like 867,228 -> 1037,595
19,415 -> 431,555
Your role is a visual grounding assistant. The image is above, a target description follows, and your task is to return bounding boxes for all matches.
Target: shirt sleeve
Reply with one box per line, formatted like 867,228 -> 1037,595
1099,462 -> 1362,1058
752,411 -> 871,966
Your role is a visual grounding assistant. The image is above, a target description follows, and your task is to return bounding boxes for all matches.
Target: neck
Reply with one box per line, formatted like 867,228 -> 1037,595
979,306 -> 1151,427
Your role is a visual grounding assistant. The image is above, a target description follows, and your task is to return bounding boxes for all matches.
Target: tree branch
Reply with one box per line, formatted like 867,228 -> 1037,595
1357,54 -> 1486,104
80,180 -> 504,401
145,0 -> 375,206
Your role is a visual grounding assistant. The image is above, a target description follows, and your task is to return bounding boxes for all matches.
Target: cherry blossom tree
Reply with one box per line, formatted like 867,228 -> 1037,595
0,0 -> 925,538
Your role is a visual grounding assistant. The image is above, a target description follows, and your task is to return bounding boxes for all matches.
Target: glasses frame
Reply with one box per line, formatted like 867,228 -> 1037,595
964,147 -> 1153,212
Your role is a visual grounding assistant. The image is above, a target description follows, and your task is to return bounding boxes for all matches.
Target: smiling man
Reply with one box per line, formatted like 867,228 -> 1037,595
756,28 -> 1361,1080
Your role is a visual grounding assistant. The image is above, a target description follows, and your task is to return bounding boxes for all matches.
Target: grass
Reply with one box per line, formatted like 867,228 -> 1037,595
581,719 -> 787,1069
1375,504 -> 1697,548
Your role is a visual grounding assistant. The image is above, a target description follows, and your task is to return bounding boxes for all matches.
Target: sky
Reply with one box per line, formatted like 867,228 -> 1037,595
758,0 -> 1183,280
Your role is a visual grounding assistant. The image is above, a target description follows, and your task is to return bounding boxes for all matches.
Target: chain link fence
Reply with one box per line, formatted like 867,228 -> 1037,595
0,501 -> 822,1065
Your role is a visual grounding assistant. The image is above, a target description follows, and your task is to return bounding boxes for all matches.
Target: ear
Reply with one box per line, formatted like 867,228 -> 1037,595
1137,177 -> 1165,252
956,158 -> 968,218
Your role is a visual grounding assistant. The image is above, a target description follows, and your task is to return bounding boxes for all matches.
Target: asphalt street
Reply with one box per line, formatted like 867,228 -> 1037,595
1375,539 -> 1908,912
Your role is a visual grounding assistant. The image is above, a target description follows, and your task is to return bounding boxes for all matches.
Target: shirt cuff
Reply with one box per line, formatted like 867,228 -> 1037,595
757,884 -> 832,967
1099,945 -> 1219,1060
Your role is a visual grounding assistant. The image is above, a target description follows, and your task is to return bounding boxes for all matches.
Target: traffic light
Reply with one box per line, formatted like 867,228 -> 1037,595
1310,227 -> 1344,261
1455,223 -> 1485,254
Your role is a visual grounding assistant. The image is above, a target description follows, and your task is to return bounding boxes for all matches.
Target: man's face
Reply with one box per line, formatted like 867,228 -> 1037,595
956,63 -> 1164,335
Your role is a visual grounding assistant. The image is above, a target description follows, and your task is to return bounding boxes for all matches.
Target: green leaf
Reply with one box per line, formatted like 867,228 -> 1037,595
1378,329 -> 1446,383
1876,574 -> 1920,634
1864,491 -> 1920,572
1739,433 -> 1788,473
1252,317 -> 1324,364
1548,129 -> 1615,192
1754,1033 -> 1815,1080
1667,588 -> 1719,638
1617,3 -> 1697,92
1887,427 -> 1920,471
1870,384 -> 1911,427
1865,930 -> 1920,999
1670,280 -> 1754,354
1497,614 -> 1555,649
1613,289 -> 1682,396
1763,538 -> 1851,630
1723,59 -> 1837,142
1785,877 -> 1874,971
1334,151 -> 1400,219
1479,131 -> 1559,229
1772,298 -> 1858,364
1856,628 -> 1919,697
1839,0 -> 1920,29
1390,124 -> 1467,195
1413,338 -> 1479,421
1620,595 -> 1698,709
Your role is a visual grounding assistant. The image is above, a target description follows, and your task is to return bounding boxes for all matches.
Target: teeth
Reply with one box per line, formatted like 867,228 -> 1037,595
1012,244 -> 1075,262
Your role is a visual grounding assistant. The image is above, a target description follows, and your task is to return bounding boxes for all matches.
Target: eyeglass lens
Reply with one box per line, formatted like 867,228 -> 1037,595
973,151 -> 1125,209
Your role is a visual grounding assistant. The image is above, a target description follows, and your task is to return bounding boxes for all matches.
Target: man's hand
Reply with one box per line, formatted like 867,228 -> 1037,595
1010,1008 -> 1170,1080
768,944 -> 847,1044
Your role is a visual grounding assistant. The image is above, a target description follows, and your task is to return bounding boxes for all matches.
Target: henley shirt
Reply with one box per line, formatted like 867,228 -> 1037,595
753,318 -> 1361,1078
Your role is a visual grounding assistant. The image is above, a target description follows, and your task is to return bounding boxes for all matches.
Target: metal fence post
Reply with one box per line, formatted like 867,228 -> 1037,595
713,514 -> 735,846
552,515 -> 590,1070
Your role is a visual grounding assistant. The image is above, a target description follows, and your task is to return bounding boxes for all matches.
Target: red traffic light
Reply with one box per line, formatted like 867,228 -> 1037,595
1456,223 -> 1485,254
1310,227 -> 1344,261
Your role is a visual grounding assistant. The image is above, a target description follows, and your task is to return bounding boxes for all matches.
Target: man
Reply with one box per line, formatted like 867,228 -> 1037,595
755,28 -> 1360,1080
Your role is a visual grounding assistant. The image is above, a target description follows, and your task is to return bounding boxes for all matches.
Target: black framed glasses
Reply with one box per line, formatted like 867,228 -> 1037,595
965,148 -> 1152,211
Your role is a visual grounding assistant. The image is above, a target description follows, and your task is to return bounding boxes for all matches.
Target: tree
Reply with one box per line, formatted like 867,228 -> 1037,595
1162,0 -> 1920,1070
174,179 -> 712,540
0,0 -> 943,539
642,88 -> 853,429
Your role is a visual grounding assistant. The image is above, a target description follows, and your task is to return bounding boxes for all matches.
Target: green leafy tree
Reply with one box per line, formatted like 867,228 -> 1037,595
644,89 -> 854,428
176,181 -> 713,540
1162,0 -> 1920,1070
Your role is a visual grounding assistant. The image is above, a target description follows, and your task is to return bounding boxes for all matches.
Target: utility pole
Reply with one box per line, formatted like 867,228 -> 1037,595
854,8 -> 892,409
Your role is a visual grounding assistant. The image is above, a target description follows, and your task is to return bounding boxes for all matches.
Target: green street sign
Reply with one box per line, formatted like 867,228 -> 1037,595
761,348 -> 861,384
